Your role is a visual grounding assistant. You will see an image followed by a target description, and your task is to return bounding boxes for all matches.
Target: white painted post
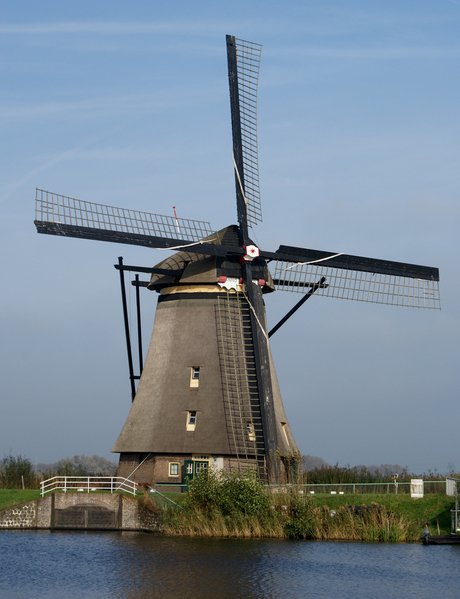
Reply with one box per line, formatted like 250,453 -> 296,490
411,479 -> 424,498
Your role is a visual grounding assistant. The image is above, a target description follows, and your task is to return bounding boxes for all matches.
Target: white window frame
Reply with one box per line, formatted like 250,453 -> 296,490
169,462 -> 180,477
190,367 -> 200,388
186,411 -> 197,431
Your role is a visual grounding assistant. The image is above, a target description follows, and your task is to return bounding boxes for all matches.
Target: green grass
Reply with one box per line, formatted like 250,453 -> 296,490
1,489 -> 454,538
161,493 -> 455,540
304,493 -> 454,535
0,489 -> 41,511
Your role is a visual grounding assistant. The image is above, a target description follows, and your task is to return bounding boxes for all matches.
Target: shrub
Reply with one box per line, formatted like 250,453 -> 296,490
283,495 -> 314,538
0,453 -> 36,489
185,467 -> 271,516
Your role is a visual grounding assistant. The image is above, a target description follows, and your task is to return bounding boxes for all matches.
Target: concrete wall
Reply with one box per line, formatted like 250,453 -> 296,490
0,493 -> 160,531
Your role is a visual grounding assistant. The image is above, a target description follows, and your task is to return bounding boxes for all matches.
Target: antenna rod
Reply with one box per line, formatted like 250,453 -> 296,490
268,277 -> 326,338
118,256 -> 136,401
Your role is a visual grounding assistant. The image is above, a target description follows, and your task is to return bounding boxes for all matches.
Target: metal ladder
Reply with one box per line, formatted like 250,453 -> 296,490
216,292 -> 267,479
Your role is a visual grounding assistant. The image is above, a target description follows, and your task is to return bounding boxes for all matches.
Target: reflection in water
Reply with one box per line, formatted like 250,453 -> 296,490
0,530 -> 459,599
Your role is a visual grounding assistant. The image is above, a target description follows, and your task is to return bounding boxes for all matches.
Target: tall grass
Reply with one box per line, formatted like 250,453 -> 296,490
306,503 -> 420,542
161,506 -> 285,538
150,469 -> 425,542
159,497 -> 422,541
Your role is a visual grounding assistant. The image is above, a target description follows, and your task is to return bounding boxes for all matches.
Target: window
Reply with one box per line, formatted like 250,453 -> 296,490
281,422 -> 290,446
186,411 -> 197,431
190,367 -> 200,388
195,461 -> 208,474
169,462 -> 179,477
247,422 -> 256,442
186,463 -> 193,475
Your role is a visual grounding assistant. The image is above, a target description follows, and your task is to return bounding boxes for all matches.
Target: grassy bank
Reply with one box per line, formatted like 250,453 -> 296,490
1,485 -> 454,542
0,489 -> 41,511
145,472 -> 455,542
157,494 -> 448,542
310,493 -> 453,535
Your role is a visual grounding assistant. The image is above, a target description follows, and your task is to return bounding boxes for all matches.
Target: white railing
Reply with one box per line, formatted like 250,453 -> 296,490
40,476 -> 138,497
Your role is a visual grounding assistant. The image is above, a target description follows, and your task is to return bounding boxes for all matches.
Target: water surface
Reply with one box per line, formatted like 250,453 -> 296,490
1,531 -> 459,598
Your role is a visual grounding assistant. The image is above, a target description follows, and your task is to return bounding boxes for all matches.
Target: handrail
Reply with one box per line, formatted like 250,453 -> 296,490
40,476 -> 138,497
149,487 -> 184,509
267,480 -> 447,495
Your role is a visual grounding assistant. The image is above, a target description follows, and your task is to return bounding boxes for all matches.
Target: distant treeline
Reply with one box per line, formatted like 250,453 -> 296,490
0,454 -> 118,489
1,451 -> 457,490
302,461 -> 458,485
35,454 -> 118,477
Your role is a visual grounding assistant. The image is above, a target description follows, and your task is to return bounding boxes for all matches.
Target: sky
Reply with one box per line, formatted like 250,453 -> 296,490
1,0 -> 458,474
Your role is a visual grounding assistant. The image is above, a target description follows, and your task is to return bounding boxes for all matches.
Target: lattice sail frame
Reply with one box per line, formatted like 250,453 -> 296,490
234,38 -> 263,227
273,261 -> 441,309
35,189 -> 213,242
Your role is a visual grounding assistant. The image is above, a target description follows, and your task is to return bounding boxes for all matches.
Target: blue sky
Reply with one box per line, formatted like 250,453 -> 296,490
1,0 -> 458,473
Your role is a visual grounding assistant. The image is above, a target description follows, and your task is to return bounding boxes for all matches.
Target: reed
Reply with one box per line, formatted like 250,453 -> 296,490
161,505 -> 285,538
158,475 -> 425,541
305,502 -> 421,542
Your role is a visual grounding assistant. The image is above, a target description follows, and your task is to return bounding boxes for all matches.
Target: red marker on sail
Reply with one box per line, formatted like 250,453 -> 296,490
173,206 -> 181,235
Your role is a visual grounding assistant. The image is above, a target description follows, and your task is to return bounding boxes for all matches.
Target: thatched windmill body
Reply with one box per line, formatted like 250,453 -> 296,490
34,36 -> 440,486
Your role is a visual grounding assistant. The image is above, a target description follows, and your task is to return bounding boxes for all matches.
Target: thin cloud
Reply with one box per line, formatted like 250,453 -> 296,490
0,20 -> 221,35
0,85 -> 223,121
267,45 -> 459,60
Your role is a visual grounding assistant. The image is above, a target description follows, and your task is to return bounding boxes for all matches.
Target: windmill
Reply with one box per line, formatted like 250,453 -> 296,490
34,35 -> 440,486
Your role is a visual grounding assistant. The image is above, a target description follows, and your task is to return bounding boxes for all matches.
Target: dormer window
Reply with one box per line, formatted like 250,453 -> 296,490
281,422 -> 290,446
247,422 -> 256,442
190,367 -> 200,388
186,411 -> 197,431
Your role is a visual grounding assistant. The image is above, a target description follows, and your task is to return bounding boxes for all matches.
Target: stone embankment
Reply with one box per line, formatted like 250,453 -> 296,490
0,493 -> 162,532
0,502 -> 37,529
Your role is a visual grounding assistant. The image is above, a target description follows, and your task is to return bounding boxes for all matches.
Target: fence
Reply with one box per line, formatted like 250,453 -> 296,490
40,476 -> 138,497
269,480 -> 449,495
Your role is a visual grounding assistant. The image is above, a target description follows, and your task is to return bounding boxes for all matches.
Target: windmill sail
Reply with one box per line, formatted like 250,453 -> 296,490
227,36 -> 263,230
35,189 -> 213,247
227,35 -> 279,469
271,246 -> 440,309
